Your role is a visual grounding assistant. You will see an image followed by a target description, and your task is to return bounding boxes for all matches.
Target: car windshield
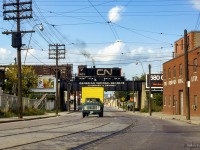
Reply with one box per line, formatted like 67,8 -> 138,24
85,98 -> 100,103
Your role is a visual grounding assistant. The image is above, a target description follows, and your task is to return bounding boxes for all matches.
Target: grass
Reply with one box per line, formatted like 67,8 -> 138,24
23,108 -> 45,116
0,108 -> 45,118
140,105 -> 162,113
0,111 -> 17,118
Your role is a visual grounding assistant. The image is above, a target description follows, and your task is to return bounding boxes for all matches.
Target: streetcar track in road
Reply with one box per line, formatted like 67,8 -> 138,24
0,109 -> 138,150
71,116 -> 138,150
0,120 -> 111,150
0,115 -> 81,131
0,117 -> 99,138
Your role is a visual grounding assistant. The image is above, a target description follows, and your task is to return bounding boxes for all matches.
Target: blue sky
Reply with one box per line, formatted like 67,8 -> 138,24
0,0 -> 200,80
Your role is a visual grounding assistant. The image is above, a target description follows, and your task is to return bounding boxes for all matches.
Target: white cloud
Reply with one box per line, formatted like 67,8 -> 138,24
0,48 -> 11,59
108,6 -> 124,23
129,46 -> 152,60
94,40 -> 125,62
190,0 -> 200,10
22,48 -> 35,57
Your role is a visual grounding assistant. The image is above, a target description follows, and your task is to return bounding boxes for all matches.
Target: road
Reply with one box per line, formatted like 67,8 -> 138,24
0,107 -> 200,150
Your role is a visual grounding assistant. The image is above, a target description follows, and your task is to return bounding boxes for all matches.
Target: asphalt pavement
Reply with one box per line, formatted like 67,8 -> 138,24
0,107 -> 200,125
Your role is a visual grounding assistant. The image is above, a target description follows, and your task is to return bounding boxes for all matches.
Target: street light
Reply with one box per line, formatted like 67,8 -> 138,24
136,61 -> 145,75
24,23 -> 44,64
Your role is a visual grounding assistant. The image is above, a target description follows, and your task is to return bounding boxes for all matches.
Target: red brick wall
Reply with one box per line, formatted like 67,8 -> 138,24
163,47 -> 200,116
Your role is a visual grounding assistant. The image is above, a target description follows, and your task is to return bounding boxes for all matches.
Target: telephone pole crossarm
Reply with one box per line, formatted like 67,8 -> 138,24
2,30 -> 35,35
3,0 -> 32,21
49,44 -> 66,115
2,0 -> 33,119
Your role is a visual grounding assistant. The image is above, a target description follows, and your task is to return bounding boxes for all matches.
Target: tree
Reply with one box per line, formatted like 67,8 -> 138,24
153,93 -> 163,106
114,91 -> 131,102
4,65 -> 38,97
133,74 -> 146,81
140,74 -> 146,81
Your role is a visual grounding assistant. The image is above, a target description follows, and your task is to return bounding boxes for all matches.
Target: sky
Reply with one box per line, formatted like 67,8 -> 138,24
0,0 -> 200,80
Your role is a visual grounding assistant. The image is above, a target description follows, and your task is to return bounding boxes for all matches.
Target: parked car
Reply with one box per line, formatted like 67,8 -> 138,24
82,98 -> 104,118
77,105 -> 82,111
127,102 -> 134,111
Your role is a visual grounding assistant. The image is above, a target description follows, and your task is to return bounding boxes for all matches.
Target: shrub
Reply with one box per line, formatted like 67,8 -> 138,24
0,111 -> 17,118
23,108 -> 45,116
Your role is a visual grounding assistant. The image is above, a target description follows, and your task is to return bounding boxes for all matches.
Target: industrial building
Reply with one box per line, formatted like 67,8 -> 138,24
163,31 -> 200,116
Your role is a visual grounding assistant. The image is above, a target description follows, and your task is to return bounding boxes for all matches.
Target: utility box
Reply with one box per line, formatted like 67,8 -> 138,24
12,33 -> 22,48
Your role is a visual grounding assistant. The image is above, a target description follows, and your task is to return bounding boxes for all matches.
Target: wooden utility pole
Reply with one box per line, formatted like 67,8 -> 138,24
2,0 -> 33,119
132,77 -> 135,113
184,29 -> 190,120
148,64 -> 152,116
49,44 -> 65,115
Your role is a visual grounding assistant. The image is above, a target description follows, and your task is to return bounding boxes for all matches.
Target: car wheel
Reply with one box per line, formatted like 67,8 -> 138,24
99,111 -> 103,117
82,113 -> 86,118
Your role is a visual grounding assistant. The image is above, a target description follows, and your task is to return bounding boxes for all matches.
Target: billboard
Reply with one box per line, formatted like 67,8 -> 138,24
37,75 -> 55,88
146,74 -> 163,89
78,67 -> 121,77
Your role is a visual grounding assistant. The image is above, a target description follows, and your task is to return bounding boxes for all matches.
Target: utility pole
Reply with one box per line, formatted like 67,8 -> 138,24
184,29 -> 190,120
148,64 -> 152,116
49,44 -> 65,115
132,77 -> 135,113
66,64 -> 72,113
2,0 -> 33,119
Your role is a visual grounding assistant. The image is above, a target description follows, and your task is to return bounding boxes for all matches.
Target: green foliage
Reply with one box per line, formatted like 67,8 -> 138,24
0,111 -> 17,118
114,91 -> 131,102
140,74 -> 146,81
0,108 -> 45,118
4,65 -> 38,97
140,106 -> 149,113
133,74 -> 146,81
140,92 -> 163,113
23,108 -> 45,116
153,93 -> 163,106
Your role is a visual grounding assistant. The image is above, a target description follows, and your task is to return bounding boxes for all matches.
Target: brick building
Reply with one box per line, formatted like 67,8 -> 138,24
163,31 -> 200,116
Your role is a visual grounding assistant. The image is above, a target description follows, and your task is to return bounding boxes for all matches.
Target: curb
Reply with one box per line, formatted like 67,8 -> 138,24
130,112 -> 200,126
0,114 -> 58,124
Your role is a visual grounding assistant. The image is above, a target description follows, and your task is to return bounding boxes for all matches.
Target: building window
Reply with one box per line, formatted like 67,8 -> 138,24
164,95 -> 166,106
173,95 -> 176,106
169,95 -> 171,106
173,66 -> 176,78
187,36 -> 190,49
164,69 -> 166,79
193,58 -> 198,73
168,68 -> 171,79
175,43 -> 178,53
194,95 -> 198,111
181,40 -> 183,50
179,64 -> 182,77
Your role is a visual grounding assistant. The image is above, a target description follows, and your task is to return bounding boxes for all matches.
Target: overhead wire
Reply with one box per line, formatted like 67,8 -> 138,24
0,0 -> 183,71
194,12 -> 200,30
33,1 -> 63,44
87,0 -> 127,68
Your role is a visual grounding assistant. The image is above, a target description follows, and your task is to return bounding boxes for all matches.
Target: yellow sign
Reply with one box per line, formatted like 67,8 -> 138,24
121,97 -> 125,102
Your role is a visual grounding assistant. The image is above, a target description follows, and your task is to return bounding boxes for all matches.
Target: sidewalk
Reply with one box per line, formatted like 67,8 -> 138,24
0,112 -> 71,123
109,105 -> 200,125
130,111 -> 200,125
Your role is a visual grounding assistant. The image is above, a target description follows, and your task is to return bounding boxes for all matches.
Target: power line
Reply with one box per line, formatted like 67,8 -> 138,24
194,12 -> 200,30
